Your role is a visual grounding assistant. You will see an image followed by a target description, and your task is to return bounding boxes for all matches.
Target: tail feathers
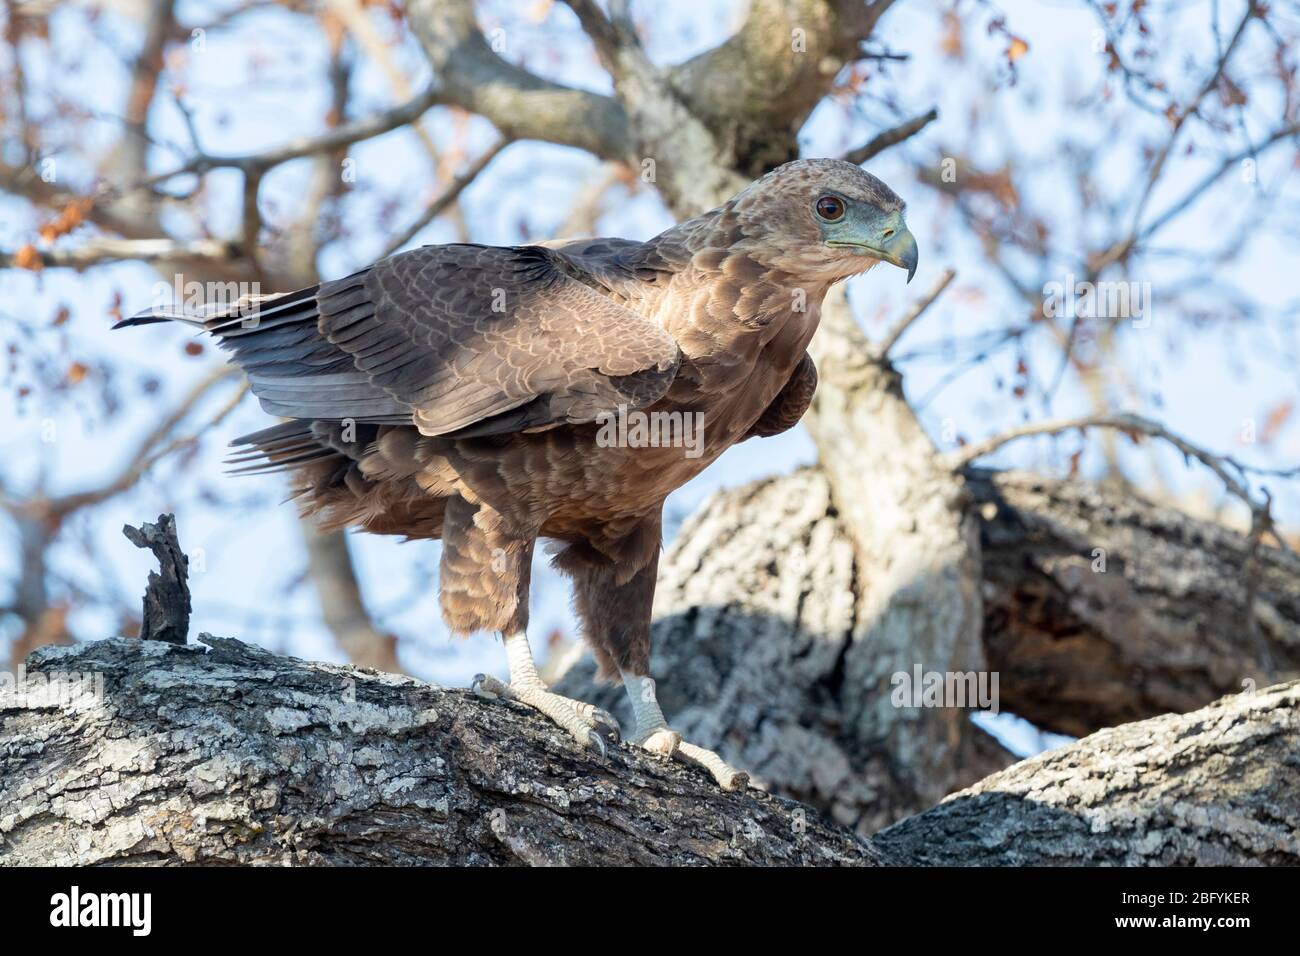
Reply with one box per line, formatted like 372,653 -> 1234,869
225,420 -> 338,476
116,281 -> 412,426
113,287 -> 315,332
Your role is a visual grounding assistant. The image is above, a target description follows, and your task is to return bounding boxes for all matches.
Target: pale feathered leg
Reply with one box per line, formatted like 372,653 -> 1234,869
473,631 -> 621,757
622,672 -> 749,792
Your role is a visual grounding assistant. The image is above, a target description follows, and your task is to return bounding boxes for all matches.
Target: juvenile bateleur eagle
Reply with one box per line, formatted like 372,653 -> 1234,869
118,158 -> 918,790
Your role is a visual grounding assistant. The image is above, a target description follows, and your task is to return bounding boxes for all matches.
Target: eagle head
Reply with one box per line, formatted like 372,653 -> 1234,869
731,158 -> 918,284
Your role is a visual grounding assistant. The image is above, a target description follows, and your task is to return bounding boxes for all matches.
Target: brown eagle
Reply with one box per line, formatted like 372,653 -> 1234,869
119,158 -> 917,790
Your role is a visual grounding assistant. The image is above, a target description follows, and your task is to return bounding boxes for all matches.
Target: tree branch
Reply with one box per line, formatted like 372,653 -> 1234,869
875,678 -> 1300,865
6,632 -> 1294,865
404,0 -> 630,161
0,635 -> 888,865
942,413 -> 1294,554
876,266 -> 955,358
380,137 -> 511,257
844,107 -> 938,166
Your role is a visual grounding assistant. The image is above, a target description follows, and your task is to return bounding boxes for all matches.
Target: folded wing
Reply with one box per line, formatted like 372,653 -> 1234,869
127,243 -> 681,440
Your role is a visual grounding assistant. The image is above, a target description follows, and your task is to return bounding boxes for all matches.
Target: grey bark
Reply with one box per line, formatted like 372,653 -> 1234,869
874,679 -> 1300,866
971,468 -> 1300,736
2,636 -> 1294,866
0,636 -> 886,866
121,513 -> 191,646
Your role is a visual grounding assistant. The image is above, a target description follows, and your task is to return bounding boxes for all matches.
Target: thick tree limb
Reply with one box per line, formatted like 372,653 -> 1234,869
404,0 -> 631,161
669,0 -> 899,175
2,636 -> 1293,865
0,636 -> 886,866
874,679 -> 1300,865
971,469 -> 1300,736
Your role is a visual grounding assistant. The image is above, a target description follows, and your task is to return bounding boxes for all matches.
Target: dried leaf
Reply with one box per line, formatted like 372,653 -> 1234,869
1261,400 -> 1294,444
14,244 -> 42,271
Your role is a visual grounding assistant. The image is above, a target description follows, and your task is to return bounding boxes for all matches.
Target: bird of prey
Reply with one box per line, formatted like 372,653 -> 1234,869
118,158 -> 917,790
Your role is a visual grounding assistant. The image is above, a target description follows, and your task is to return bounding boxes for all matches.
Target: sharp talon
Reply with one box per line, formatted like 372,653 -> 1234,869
590,708 -> 622,742
471,674 -> 499,700
587,730 -> 608,760
724,772 -> 750,792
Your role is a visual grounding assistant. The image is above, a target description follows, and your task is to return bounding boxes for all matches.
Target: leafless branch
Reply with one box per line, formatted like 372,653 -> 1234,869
944,412 -> 1293,552
876,267 -> 956,359
129,85 -> 443,194
845,108 -> 938,166
404,0 -> 630,161
42,367 -> 245,518
1,237 -> 238,270
380,138 -> 511,257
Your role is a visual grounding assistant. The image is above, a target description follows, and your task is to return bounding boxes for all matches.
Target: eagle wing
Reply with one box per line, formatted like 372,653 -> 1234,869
745,352 -> 817,439
170,244 -> 681,439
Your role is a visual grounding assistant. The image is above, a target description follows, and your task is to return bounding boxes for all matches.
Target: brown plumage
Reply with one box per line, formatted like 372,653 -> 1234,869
119,158 -> 918,789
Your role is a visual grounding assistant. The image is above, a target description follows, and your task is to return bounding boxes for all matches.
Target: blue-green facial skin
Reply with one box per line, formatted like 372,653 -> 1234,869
817,194 -> 919,281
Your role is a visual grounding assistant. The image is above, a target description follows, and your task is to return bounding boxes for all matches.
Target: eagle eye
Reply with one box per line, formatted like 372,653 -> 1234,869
815,195 -> 846,221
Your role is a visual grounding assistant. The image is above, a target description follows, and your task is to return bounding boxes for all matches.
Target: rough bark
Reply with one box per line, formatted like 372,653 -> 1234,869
874,679 -> 1300,866
0,636 -> 886,866
971,468 -> 1300,736
121,514 -> 191,646
2,636 -> 1294,866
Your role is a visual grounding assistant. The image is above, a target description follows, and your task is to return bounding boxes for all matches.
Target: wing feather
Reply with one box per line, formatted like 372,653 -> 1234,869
122,242 -> 681,439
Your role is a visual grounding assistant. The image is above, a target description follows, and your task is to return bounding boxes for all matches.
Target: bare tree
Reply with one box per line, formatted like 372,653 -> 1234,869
1,0 -> 1296,849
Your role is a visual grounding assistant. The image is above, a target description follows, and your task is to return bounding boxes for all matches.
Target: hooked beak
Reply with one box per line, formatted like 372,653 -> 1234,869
829,213 -> 919,283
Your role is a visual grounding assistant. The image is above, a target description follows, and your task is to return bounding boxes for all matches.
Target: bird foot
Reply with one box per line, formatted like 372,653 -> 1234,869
632,726 -> 749,792
472,673 -> 621,757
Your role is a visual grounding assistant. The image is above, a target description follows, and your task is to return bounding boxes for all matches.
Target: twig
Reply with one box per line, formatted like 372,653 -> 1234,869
121,85 -> 444,197
381,138 -> 511,257
877,267 -> 956,359
43,368 -> 244,518
943,412 -> 1293,554
845,108 -> 939,166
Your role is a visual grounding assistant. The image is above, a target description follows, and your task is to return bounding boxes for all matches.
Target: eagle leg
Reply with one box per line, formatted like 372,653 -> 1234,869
557,531 -> 750,792
621,673 -> 749,792
473,631 -> 621,757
